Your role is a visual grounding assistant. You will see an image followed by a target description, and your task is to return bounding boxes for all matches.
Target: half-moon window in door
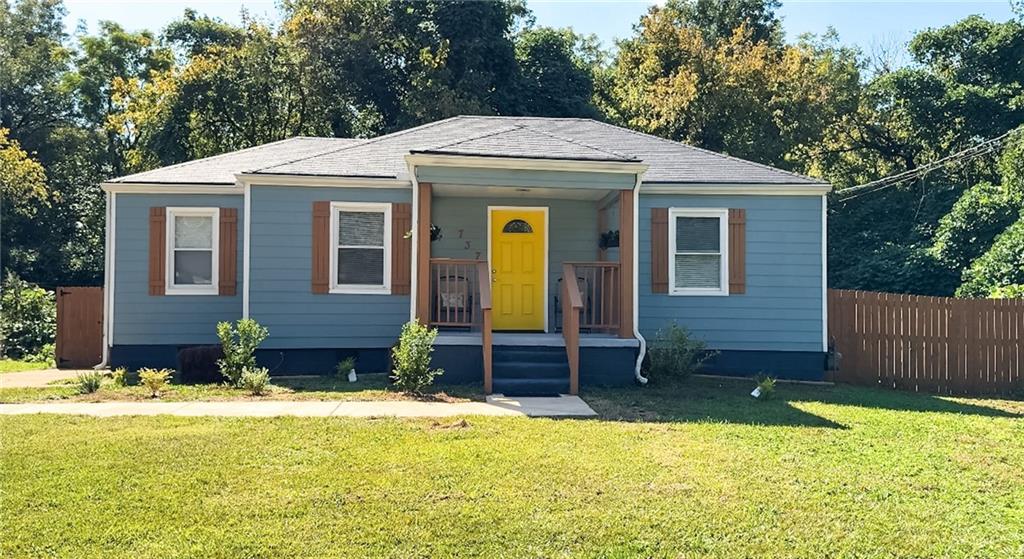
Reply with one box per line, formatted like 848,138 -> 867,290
502,219 -> 533,233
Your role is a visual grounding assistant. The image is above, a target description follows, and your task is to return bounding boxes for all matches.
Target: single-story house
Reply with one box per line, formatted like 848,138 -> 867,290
100,116 -> 830,394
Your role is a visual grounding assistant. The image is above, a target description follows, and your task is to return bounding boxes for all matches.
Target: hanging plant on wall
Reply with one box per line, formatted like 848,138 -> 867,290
599,230 -> 620,249
404,224 -> 443,242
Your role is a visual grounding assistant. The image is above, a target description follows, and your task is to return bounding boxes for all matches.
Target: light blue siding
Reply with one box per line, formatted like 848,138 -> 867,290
248,185 -> 412,348
416,166 -> 635,190
431,197 -> 603,321
638,194 -> 823,352
113,194 -> 244,345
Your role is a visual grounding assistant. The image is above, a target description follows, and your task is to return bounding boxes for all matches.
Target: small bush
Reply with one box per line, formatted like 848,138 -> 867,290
646,323 -> 715,381
753,374 -> 776,400
0,273 -> 56,362
217,319 -> 269,387
177,345 -> 225,384
138,368 -> 172,398
336,356 -> 357,378
391,320 -> 442,393
75,371 -> 104,394
110,367 -> 129,387
240,367 -> 271,396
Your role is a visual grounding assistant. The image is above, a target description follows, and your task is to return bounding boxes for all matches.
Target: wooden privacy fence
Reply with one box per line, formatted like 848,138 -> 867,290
55,287 -> 104,369
828,289 -> 1023,395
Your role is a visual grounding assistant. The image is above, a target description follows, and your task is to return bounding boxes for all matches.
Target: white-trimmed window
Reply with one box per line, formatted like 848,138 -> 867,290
330,202 -> 391,294
166,207 -> 219,295
669,208 -> 728,296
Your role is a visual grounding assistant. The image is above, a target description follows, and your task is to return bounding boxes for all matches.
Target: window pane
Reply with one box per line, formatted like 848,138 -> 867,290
174,250 -> 213,285
675,216 -> 720,252
338,248 -> 384,285
174,215 -> 213,249
674,254 -> 720,289
339,211 -> 384,247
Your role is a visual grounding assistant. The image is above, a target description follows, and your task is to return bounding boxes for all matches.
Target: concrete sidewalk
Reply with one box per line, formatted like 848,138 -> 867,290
0,395 -> 598,418
0,369 -> 85,388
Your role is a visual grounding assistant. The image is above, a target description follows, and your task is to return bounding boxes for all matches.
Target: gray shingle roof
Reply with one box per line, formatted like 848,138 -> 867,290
106,116 -> 827,186
106,137 -> 364,184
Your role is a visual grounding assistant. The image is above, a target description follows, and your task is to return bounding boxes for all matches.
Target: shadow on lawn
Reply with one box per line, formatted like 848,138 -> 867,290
582,376 -> 1020,428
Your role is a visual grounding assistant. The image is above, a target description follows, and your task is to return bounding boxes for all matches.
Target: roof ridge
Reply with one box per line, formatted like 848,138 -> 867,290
110,136 -> 309,182
524,125 -> 638,161
585,119 -> 829,184
251,116 -> 465,173
425,123 -> 524,151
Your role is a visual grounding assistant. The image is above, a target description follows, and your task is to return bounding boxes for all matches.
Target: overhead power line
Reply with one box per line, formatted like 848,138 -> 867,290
836,127 -> 1020,200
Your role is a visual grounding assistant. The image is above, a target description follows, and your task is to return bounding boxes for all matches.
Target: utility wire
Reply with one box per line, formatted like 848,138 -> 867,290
836,127 -> 1020,200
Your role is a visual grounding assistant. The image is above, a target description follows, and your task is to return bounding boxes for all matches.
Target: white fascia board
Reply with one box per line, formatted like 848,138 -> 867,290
405,153 -> 649,175
641,183 -> 832,196
101,182 -> 244,194
236,173 -> 411,188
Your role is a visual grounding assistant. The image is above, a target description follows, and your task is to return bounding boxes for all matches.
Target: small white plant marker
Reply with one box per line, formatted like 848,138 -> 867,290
750,386 -> 762,399
347,369 -> 357,383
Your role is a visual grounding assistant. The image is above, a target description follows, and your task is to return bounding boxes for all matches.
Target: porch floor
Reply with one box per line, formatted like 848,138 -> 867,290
434,331 -> 638,348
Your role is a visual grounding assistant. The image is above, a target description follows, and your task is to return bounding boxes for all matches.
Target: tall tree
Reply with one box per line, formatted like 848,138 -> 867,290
513,27 -> 603,118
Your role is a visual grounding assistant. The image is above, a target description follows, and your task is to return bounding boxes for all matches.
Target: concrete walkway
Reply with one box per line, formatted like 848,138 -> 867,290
0,395 -> 598,418
0,369 -> 85,388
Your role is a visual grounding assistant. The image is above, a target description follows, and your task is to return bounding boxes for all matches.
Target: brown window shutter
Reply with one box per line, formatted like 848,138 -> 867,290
218,208 -> 238,296
391,202 -> 412,295
148,207 -> 166,295
312,201 -> 331,294
728,208 -> 746,294
650,207 -> 669,293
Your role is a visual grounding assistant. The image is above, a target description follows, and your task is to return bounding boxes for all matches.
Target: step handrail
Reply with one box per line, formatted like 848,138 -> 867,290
476,262 -> 493,394
561,263 -> 582,395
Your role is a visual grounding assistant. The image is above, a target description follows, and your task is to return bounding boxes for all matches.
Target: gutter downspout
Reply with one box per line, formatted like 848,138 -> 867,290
95,191 -> 112,369
632,173 -> 648,385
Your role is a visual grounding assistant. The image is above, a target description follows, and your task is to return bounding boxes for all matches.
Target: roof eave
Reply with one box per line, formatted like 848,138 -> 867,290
640,182 -> 832,195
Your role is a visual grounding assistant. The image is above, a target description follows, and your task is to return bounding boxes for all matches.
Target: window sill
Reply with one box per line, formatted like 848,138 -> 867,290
165,287 -> 219,296
329,286 -> 392,295
668,289 -> 729,297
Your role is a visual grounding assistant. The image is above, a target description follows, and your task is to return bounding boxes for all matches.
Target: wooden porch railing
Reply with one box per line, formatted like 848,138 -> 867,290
428,258 -> 492,393
564,261 -> 620,333
561,264 -> 582,395
477,262 -> 493,394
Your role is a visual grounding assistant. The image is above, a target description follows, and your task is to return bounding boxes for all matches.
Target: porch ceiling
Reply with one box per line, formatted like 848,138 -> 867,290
431,183 -> 614,200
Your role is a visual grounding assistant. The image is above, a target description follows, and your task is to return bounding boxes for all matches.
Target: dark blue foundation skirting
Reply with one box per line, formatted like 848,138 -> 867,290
700,350 -> 827,381
110,345 -> 389,375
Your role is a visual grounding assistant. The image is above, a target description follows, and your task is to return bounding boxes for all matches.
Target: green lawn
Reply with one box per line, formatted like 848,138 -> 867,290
0,359 -> 50,374
1,378 -> 1021,558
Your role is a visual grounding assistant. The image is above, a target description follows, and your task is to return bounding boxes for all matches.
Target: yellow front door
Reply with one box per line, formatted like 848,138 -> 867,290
490,208 -> 546,331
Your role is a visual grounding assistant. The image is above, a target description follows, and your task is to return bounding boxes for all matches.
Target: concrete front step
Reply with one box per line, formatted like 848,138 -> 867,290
492,378 -> 570,397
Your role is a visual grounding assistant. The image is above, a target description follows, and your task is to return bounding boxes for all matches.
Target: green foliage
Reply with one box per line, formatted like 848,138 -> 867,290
957,219 -> 1024,297
138,368 -> 172,398
753,374 -> 776,400
989,284 -> 1024,299
75,371 -> 104,394
0,273 -> 56,361
646,323 -> 715,381
240,367 -> 271,396
514,27 -> 602,118
931,181 -> 1020,272
391,320 -> 442,394
217,319 -> 269,387
110,367 -> 129,388
335,357 -> 357,378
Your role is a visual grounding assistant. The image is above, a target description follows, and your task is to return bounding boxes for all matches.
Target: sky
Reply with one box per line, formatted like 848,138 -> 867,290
62,0 -> 1018,55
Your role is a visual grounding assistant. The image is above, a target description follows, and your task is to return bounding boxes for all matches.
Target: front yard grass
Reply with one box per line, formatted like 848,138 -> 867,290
0,372 -> 481,403
1,377 -> 1021,558
0,359 -> 50,374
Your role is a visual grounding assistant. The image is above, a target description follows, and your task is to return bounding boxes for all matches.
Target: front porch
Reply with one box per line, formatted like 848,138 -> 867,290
411,179 -> 638,395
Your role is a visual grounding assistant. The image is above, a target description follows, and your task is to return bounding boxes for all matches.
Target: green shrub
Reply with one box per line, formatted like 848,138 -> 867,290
957,219 -> 1024,297
110,367 -> 129,387
646,323 -> 714,381
216,319 -> 269,387
989,284 -> 1024,299
0,273 -> 56,362
391,320 -> 442,393
75,371 -> 104,394
138,368 -> 172,398
753,374 -> 776,400
240,367 -> 270,396
336,356 -> 357,378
